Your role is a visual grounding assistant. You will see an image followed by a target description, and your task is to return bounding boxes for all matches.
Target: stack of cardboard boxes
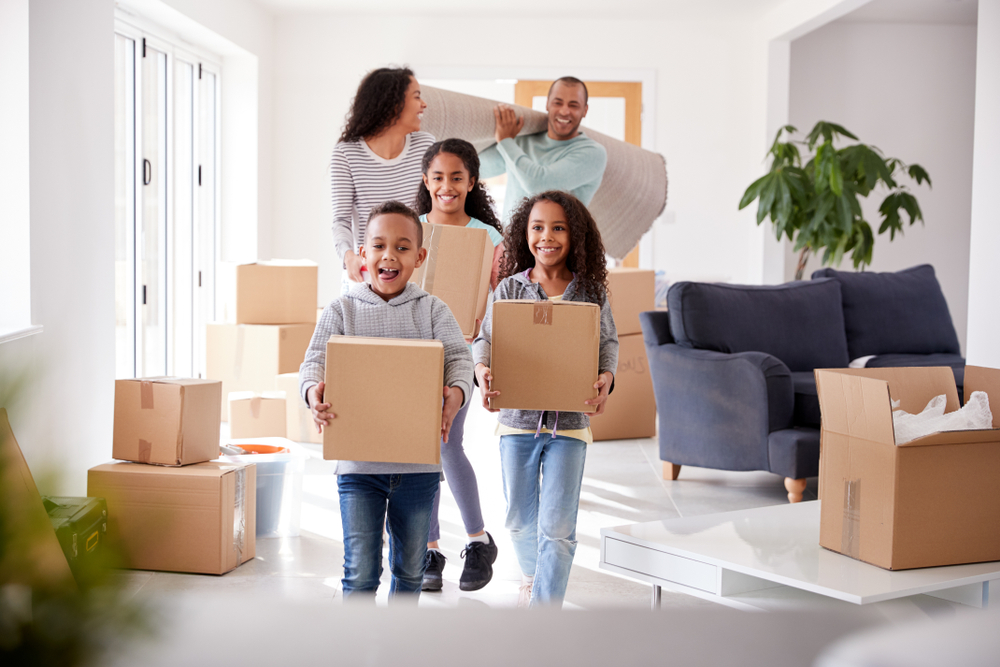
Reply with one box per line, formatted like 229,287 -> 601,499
208,261 -> 318,439
87,378 -> 257,575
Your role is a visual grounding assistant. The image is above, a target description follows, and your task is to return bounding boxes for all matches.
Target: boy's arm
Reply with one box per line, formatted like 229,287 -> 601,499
430,297 -> 473,410
299,302 -> 346,406
496,138 -> 607,194
477,143 -> 506,180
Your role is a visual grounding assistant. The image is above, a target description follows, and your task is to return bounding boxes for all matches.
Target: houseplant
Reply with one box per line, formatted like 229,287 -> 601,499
739,121 -> 931,280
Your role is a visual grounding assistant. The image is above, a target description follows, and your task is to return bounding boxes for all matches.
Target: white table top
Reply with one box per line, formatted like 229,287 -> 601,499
602,500 -> 1000,605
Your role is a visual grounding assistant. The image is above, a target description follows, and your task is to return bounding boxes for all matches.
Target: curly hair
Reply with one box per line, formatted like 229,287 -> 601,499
499,191 -> 608,305
415,139 -> 502,235
339,67 -> 414,143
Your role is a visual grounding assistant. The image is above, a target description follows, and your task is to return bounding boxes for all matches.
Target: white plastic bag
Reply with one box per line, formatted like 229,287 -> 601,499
892,391 -> 994,445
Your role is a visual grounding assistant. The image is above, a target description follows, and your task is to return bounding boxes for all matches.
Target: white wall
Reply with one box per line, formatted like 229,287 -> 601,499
271,14 -> 770,305
967,0 -> 1000,367
787,21 -> 977,352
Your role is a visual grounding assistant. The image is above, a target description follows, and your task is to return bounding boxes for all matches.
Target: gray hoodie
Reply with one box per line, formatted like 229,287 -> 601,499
299,282 -> 473,475
472,270 -> 619,433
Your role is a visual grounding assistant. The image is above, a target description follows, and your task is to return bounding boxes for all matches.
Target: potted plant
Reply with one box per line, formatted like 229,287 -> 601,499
739,121 -> 931,280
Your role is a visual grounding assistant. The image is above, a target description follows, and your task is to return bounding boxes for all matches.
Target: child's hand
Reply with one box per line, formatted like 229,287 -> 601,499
307,381 -> 336,433
585,372 -> 614,415
344,251 -> 364,282
441,386 -> 464,443
475,363 -> 500,413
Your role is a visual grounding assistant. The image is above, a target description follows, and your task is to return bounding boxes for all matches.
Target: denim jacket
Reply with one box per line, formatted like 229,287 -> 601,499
472,269 -> 619,432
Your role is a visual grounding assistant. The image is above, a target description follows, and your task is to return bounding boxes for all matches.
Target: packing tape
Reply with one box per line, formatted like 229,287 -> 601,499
533,301 -> 553,325
140,381 -> 154,409
841,479 -> 861,559
233,326 -> 245,381
250,395 -> 261,419
138,439 -> 152,463
420,224 -> 443,294
233,466 -> 247,566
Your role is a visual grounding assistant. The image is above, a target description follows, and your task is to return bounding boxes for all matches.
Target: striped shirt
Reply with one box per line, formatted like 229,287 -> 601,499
330,131 -> 436,261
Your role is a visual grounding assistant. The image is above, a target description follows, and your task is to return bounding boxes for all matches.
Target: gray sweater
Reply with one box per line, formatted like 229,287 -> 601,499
472,270 -> 619,432
299,282 -> 473,475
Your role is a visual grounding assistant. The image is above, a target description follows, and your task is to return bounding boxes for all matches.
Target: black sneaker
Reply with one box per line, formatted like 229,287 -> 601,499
422,549 -> 446,592
459,532 -> 499,592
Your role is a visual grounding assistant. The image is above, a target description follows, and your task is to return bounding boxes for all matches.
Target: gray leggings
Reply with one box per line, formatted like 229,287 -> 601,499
428,400 -> 485,543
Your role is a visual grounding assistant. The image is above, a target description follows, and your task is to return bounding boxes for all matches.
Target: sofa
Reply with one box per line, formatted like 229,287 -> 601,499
639,264 -> 963,502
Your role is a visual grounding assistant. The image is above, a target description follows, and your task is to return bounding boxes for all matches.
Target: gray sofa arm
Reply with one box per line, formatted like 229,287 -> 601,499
644,342 -> 794,472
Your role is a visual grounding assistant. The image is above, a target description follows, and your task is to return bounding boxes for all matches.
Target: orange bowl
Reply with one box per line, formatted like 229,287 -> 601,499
228,444 -> 290,455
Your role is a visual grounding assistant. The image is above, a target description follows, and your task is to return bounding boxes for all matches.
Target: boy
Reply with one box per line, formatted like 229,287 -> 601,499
299,200 -> 472,601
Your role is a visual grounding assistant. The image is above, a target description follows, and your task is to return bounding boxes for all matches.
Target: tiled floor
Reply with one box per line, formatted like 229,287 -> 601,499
116,400 -> 818,609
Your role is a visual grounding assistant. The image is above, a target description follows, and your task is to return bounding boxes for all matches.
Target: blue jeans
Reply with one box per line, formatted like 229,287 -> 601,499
337,473 -> 439,601
499,433 -> 587,607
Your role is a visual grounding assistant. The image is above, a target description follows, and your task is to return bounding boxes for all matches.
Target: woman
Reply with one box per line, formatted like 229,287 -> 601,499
331,67 -> 434,291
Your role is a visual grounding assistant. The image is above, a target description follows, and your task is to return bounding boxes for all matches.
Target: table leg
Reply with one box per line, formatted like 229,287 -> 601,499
651,584 -> 661,610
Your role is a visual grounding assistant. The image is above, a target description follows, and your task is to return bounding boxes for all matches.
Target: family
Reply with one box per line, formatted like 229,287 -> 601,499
298,67 -> 617,609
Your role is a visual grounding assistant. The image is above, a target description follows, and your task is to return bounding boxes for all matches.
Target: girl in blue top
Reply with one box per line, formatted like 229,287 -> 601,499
413,138 -> 504,593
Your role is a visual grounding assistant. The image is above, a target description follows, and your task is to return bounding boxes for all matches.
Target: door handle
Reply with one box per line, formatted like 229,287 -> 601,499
143,159 -> 151,185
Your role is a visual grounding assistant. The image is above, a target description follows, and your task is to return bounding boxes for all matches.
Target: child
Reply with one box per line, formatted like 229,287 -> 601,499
413,138 -> 504,592
472,190 -> 618,608
299,201 -> 473,602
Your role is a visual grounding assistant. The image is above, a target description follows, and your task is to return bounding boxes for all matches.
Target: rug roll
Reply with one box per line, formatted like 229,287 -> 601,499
420,85 -> 668,259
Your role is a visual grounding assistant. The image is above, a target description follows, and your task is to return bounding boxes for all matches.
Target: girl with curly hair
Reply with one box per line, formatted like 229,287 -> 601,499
471,191 -> 619,608
412,138 -> 504,593
330,67 -> 434,292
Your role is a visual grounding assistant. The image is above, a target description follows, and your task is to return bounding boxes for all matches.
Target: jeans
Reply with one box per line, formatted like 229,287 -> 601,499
337,472 -> 439,601
499,433 -> 587,607
429,400 -> 485,542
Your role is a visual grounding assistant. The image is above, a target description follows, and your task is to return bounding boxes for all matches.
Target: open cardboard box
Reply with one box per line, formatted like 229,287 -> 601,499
815,365 -> 1000,570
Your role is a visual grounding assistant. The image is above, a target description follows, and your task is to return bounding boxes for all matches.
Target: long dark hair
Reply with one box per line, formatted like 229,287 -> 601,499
339,67 -> 414,143
415,139 -> 503,235
500,191 -> 608,305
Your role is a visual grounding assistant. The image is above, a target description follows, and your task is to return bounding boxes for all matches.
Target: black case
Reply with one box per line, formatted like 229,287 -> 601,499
42,496 -> 108,583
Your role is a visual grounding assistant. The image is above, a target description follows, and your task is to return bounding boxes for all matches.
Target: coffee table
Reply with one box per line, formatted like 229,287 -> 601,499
600,501 -> 999,611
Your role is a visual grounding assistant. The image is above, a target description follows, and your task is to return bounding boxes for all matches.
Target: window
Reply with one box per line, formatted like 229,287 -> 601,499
114,21 -> 219,379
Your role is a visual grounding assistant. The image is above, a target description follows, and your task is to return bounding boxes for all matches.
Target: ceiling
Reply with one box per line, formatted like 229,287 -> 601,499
839,0 -> 978,25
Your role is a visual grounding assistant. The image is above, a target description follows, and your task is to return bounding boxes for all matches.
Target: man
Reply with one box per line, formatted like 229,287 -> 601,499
479,77 -> 608,222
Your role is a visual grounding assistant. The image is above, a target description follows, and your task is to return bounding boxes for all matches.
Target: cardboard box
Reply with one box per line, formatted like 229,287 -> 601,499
276,372 -> 322,444
815,365 -> 1000,570
113,377 -> 222,466
590,333 -> 656,440
607,268 -> 655,336
489,300 -> 600,412
324,336 -> 443,464
87,461 -> 256,575
410,223 -> 493,338
224,260 -> 318,325
228,392 -> 287,439
206,323 -> 314,421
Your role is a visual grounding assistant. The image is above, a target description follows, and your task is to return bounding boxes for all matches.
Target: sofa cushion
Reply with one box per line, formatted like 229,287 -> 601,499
789,371 -> 822,428
667,279 -> 850,372
767,427 -> 820,480
865,352 -> 966,402
811,264 -> 960,359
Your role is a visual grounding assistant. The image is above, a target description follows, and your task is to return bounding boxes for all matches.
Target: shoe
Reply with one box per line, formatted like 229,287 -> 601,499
459,532 -> 499,592
517,579 -> 533,609
422,550 -> 446,592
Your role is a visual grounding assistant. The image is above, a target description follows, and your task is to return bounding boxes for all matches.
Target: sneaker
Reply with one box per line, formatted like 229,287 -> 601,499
459,532 -> 499,592
422,549 -> 446,592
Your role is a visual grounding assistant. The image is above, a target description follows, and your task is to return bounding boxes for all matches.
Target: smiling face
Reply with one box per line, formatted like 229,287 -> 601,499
360,213 -> 426,300
422,152 -> 475,217
526,200 -> 571,269
546,81 -> 588,141
393,76 -> 427,134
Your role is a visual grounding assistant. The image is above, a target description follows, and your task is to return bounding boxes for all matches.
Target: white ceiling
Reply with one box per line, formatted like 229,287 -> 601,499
839,0 -> 978,25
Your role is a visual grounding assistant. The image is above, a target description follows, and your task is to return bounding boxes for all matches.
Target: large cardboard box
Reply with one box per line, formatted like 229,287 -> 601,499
815,365 -> 1000,570
113,377 -> 221,466
607,268 -> 655,336
409,223 -> 493,338
87,461 -> 256,575
224,260 -> 318,325
590,333 -> 656,440
229,392 -> 287,439
324,336 -> 443,464
489,300 -> 600,412
206,323 -> 314,421
276,372 -> 322,444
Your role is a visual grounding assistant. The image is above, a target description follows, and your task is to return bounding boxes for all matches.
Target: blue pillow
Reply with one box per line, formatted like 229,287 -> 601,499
811,264 -> 960,358
667,279 -> 850,372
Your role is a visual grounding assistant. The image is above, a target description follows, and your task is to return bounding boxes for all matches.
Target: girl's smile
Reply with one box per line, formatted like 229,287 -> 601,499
423,152 -> 474,222
527,200 -> 571,268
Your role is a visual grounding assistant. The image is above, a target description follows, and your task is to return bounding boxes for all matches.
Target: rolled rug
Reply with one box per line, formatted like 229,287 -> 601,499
420,85 -> 668,259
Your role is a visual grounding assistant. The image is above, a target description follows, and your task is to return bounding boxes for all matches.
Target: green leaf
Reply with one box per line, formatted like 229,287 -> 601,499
908,163 -> 932,188
757,176 -> 778,225
739,173 -> 770,210
829,158 -> 844,196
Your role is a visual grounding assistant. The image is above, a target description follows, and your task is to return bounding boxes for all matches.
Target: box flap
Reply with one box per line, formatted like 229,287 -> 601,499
325,335 -> 443,350
964,366 -> 1000,428
814,370 -> 896,445
897,427 -> 1000,447
90,461 -> 240,478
